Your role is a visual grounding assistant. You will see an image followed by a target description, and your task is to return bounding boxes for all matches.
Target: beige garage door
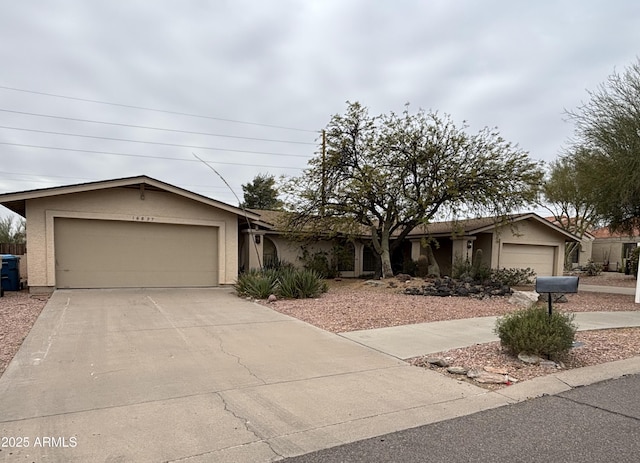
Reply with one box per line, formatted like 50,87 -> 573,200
501,243 -> 555,276
55,218 -> 218,288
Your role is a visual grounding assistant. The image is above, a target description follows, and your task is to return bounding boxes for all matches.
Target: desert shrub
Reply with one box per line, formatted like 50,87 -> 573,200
263,256 -> 294,271
235,267 -> 327,299
583,259 -> 603,276
452,254 -> 491,282
291,269 -> 328,298
234,269 -> 278,299
495,306 -> 577,359
416,255 -> 429,278
451,256 -> 472,279
301,250 -> 337,278
402,259 -> 418,276
491,267 -> 536,286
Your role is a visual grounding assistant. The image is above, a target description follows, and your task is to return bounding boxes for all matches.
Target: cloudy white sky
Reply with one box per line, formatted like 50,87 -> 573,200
1,1 -> 639,218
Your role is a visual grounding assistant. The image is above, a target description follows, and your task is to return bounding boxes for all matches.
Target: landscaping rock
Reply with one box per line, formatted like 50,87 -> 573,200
267,294 -> 277,303
538,293 -> 569,303
395,273 -> 412,282
403,276 -> 512,298
518,353 -> 545,364
539,360 -> 560,368
427,357 -> 450,367
467,368 -> 517,384
447,366 -> 468,375
364,280 -> 382,287
484,366 -> 509,375
508,290 -> 540,308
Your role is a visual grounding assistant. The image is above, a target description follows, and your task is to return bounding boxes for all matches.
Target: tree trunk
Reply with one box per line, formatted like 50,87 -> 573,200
380,249 -> 393,278
380,234 -> 394,278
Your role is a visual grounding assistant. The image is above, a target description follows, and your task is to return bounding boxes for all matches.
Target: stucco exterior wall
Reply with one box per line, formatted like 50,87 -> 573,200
25,186 -> 239,290
491,219 -> 567,276
591,237 -> 640,271
266,235 -> 334,268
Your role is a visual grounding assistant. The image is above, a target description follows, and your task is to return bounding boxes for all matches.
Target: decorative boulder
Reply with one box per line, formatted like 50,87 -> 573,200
508,290 -> 540,308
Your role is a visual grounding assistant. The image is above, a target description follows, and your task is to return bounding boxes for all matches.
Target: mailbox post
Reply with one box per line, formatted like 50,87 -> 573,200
535,276 -> 579,316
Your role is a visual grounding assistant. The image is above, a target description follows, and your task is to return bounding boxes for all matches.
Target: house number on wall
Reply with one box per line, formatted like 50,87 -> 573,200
132,216 -> 155,222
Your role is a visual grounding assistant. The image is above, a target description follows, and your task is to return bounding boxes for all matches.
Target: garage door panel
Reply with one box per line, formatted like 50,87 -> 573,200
501,244 -> 555,276
55,218 -> 218,288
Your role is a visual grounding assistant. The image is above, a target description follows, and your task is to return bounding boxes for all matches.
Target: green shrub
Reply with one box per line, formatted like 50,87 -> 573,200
234,269 -> 278,299
494,306 -> 577,359
301,250 -> 337,278
291,269 -> 328,298
452,254 -> 491,282
402,259 -> 418,276
491,267 -> 536,286
583,259 -> 603,276
263,256 -> 294,271
416,255 -> 429,278
235,267 -> 327,299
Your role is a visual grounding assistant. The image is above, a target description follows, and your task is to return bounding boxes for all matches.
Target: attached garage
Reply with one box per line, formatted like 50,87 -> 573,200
500,243 -> 556,277
54,218 -> 218,288
0,176 -> 260,294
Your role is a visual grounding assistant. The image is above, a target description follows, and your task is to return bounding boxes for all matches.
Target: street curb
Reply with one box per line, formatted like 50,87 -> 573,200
492,355 -> 640,402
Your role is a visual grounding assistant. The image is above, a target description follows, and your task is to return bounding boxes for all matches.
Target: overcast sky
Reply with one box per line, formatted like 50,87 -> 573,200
1,1 -> 639,218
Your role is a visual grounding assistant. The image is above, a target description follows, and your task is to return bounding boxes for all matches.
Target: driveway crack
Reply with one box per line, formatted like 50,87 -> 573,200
216,391 -> 283,461
213,334 -> 267,385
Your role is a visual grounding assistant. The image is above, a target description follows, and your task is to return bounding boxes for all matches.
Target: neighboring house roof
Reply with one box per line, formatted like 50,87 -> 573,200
250,209 -> 581,242
591,227 -> 640,239
247,208 -> 285,229
0,175 -> 260,219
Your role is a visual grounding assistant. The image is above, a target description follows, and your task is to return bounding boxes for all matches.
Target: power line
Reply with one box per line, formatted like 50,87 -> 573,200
0,84 -> 318,133
0,170 -> 231,190
0,125 -> 311,158
0,108 -> 317,145
0,142 -> 306,170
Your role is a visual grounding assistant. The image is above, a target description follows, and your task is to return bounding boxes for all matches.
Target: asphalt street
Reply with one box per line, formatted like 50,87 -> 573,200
283,373 -> 640,463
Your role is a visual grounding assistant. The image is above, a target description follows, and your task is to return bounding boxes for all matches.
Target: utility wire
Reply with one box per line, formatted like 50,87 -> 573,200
0,170 -> 232,190
0,108 -> 317,145
0,84 -> 318,133
0,125 -> 311,158
0,142 -> 306,170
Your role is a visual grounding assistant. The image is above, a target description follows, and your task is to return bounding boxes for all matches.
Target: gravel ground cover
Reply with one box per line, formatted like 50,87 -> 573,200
267,276 -> 639,333
265,273 -> 640,388
0,290 -> 49,377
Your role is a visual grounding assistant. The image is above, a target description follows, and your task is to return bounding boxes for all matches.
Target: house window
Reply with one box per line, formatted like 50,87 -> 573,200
336,242 -> 355,272
568,243 -> 580,264
623,243 -> 637,259
263,237 -> 278,267
362,245 -> 377,272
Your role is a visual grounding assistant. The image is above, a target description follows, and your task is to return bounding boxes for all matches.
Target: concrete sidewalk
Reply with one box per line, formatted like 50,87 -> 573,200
580,284 -> 636,295
340,311 -> 640,359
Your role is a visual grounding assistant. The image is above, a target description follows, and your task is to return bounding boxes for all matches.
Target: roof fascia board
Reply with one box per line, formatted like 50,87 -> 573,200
0,175 -> 259,220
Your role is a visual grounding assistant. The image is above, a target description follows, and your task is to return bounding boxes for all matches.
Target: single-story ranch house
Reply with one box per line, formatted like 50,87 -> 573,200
0,176 -> 580,293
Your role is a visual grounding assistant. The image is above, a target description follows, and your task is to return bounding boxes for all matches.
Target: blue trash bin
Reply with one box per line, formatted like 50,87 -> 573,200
1,255 -> 21,291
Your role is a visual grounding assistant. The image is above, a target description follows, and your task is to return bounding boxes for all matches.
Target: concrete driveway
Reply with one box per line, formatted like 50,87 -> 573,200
0,288 -> 508,462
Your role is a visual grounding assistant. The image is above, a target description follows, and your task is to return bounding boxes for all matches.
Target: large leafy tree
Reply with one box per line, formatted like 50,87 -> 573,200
287,102 -> 543,277
567,59 -> 640,233
541,152 -> 599,267
240,174 -> 283,210
0,216 -> 26,244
